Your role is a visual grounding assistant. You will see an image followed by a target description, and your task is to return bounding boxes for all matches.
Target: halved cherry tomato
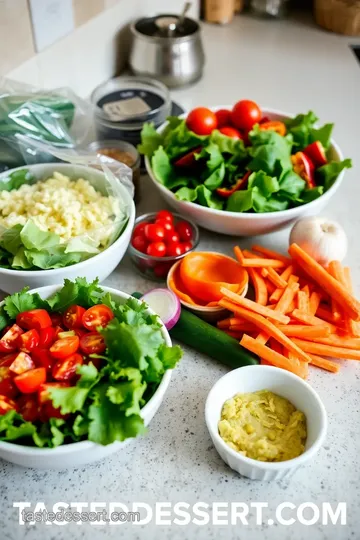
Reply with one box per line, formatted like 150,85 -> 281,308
38,382 -> 70,404
167,242 -> 185,257
0,394 -> 17,415
155,210 -> 174,223
14,368 -> 46,394
0,367 -> 18,398
73,328 -> 87,339
231,100 -> 262,132
132,235 -> 148,253
0,353 -> 18,368
32,348 -> 54,372
147,242 -> 167,258
50,336 -> 80,360
291,152 -> 316,188
186,107 -> 217,136
52,353 -> 83,381
17,395 -> 41,422
303,141 -> 327,167
153,261 -> 173,279
216,171 -> 251,198
50,313 -> 63,326
63,305 -> 86,330
0,326 -> 11,338
16,309 -> 52,331
82,304 -> 114,331
182,241 -> 193,252
53,326 -> 65,340
0,324 -> 24,352
144,224 -> 165,242
173,147 -> 202,168
259,120 -> 286,137
9,352 -> 35,375
176,221 -> 193,242
133,221 -> 150,237
39,327 -> 55,348
18,329 -> 40,353
219,126 -> 243,139
79,332 -> 106,355
215,109 -> 232,128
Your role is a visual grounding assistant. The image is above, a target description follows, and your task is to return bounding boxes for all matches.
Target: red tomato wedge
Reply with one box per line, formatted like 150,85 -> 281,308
79,332 -> 106,355
0,394 -> 18,415
52,353 -> 83,381
38,382 -> 70,404
82,305 -> 114,331
39,327 -> 55,348
291,151 -> 316,188
173,146 -> 202,168
219,126 -> 243,139
0,353 -> 18,368
18,329 -> 40,353
50,336 -> 80,360
17,309 -> 52,331
17,395 -> 42,422
0,367 -> 18,398
32,348 -> 54,372
63,305 -> 86,330
14,368 -> 46,394
0,324 -> 24,352
303,141 -> 327,167
9,352 -> 35,375
50,313 -> 63,326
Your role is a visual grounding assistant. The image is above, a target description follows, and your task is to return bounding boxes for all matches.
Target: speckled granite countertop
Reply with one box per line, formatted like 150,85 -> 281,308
1,13 -> 360,540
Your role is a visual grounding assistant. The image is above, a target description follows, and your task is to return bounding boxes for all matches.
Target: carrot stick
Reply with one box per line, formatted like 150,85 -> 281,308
275,282 -> 299,314
316,306 -> 336,324
308,353 -> 340,373
309,291 -> 322,316
265,280 -> 276,295
269,267 -> 296,303
219,292 -> 290,324
233,246 -> 245,264
302,285 -> 310,296
217,318 -> 232,329
261,268 -> 269,278
223,330 -> 244,339
266,267 -> 287,288
256,332 -> 269,345
240,334 -> 307,378
283,349 -> 309,379
344,267 -> 360,337
251,245 -> 291,265
260,358 -> 272,366
269,338 -> 283,355
233,251 -> 268,306
277,325 -> 330,338
291,338 -> 360,360
291,309 -> 338,332
240,258 -> 285,269
220,303 -> 311,363
289,243 -> 360,321
305,334 -> 360,350
297,290 -> 309,313
327,263 -> 342,322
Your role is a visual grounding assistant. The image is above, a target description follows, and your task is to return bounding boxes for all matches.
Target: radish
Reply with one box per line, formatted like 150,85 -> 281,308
141,289 -> 181,330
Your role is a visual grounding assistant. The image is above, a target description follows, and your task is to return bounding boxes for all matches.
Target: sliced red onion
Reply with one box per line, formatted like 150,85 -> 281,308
141,288 -> 181,330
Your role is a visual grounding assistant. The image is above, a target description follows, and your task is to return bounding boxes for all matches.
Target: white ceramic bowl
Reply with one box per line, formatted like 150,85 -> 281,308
0,285 -> 173,469
0,163 -> 136,293
145,108 -> 345,236
205,365 -> 327,481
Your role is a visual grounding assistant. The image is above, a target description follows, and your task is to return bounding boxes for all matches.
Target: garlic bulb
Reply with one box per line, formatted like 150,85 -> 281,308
289,217 -> 347,266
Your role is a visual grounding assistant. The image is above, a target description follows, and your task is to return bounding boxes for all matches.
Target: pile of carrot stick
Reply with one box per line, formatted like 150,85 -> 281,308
217,243 -> 360,378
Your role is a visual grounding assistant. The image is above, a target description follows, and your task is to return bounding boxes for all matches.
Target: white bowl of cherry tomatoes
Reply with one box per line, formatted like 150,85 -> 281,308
128,209 -> 199,281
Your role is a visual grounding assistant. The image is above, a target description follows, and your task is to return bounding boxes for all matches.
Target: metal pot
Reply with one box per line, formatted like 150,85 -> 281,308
129,15 -> 205,89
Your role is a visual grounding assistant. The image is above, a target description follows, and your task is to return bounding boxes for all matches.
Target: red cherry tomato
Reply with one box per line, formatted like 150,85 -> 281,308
165,231 -> 180,244
215,109 -> 232,128
0,324 -> 24,353
9,352 -> 35,375
155,219 -> 174,236
17,395 -> 42,422
133,221 -> 150,237
14,367 -> 47,394
32,348 -> 54,372
182,241 -> 193,252
0,353 -> 18,368
132,234 -> 148,254
73,328 -> 87,339
38,382 -> 70,404
147,242 -> 167,258
0,367 -> 18,398
39,327 -> 55,348
50,313 -> 63,327
155,210 -> 173,223
82,304 -> 114,331
79,332 -> 106,355
18,329 -> 40,353
219,126 -> 243,139
231,100 -> 262,132
50,336 -> 80,360
0,394 -> 18,415
167,242 -> 185,257
144,223 -> 165,242
153,262 -> 173,279
53,326 -> 65,340
186,107 -> 217,135
63,305 -> 86,330
52,354 -> 83,381
16,309 -> 52,331
176,220 -> 193,242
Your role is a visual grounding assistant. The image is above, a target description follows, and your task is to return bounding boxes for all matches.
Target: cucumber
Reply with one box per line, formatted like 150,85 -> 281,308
132,292 -> 259,369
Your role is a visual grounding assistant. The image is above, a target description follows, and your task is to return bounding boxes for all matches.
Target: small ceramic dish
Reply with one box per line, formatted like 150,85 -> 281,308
205,365 -> 327,481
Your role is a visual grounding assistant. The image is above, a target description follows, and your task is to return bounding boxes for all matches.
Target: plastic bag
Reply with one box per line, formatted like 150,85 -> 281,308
0,157 -> 132,271
0,77 -> 92,169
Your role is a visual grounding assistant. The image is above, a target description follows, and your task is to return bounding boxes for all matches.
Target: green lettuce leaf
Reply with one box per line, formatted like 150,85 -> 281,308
248,128 -> 292,176
151,147 -> 189,190
295,186 -> 324,205
226,190 -> 254,212
252,188 -> 289,213
195,142 -> 224,171
204,162 -> 226,190
310,124 -> 333,149
48,363 -> 100,414
0,169 -> 35,192
32,419 -> 66,448
138,122 -> 163,157
20,220 -> 59,251
316,158 -> 352,190
174,186 -> 197,202
285,111 -> 318,148
47,277 -> 104,311
25,246 -> 82,269
196,185 -> 224,210
12,247 -> 33,269
0,224 -> 23,255
210,130 -> 247,159
278,170 -> 306,200
162,120 -> 207,160
248,171 -> 279,197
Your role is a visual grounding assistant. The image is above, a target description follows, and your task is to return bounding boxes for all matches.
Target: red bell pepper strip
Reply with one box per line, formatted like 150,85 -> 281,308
303,141 -> 327,168
259,121 -> 286,136
291,152 -> 316,188
216,171 -> 251,198
174,146 -> 202,168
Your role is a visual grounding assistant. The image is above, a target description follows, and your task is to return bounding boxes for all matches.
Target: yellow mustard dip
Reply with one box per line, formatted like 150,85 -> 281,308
218,390 -> 307,462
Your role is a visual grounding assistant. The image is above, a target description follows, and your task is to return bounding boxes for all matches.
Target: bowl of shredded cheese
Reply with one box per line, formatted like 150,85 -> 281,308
0,163 -> 135,293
